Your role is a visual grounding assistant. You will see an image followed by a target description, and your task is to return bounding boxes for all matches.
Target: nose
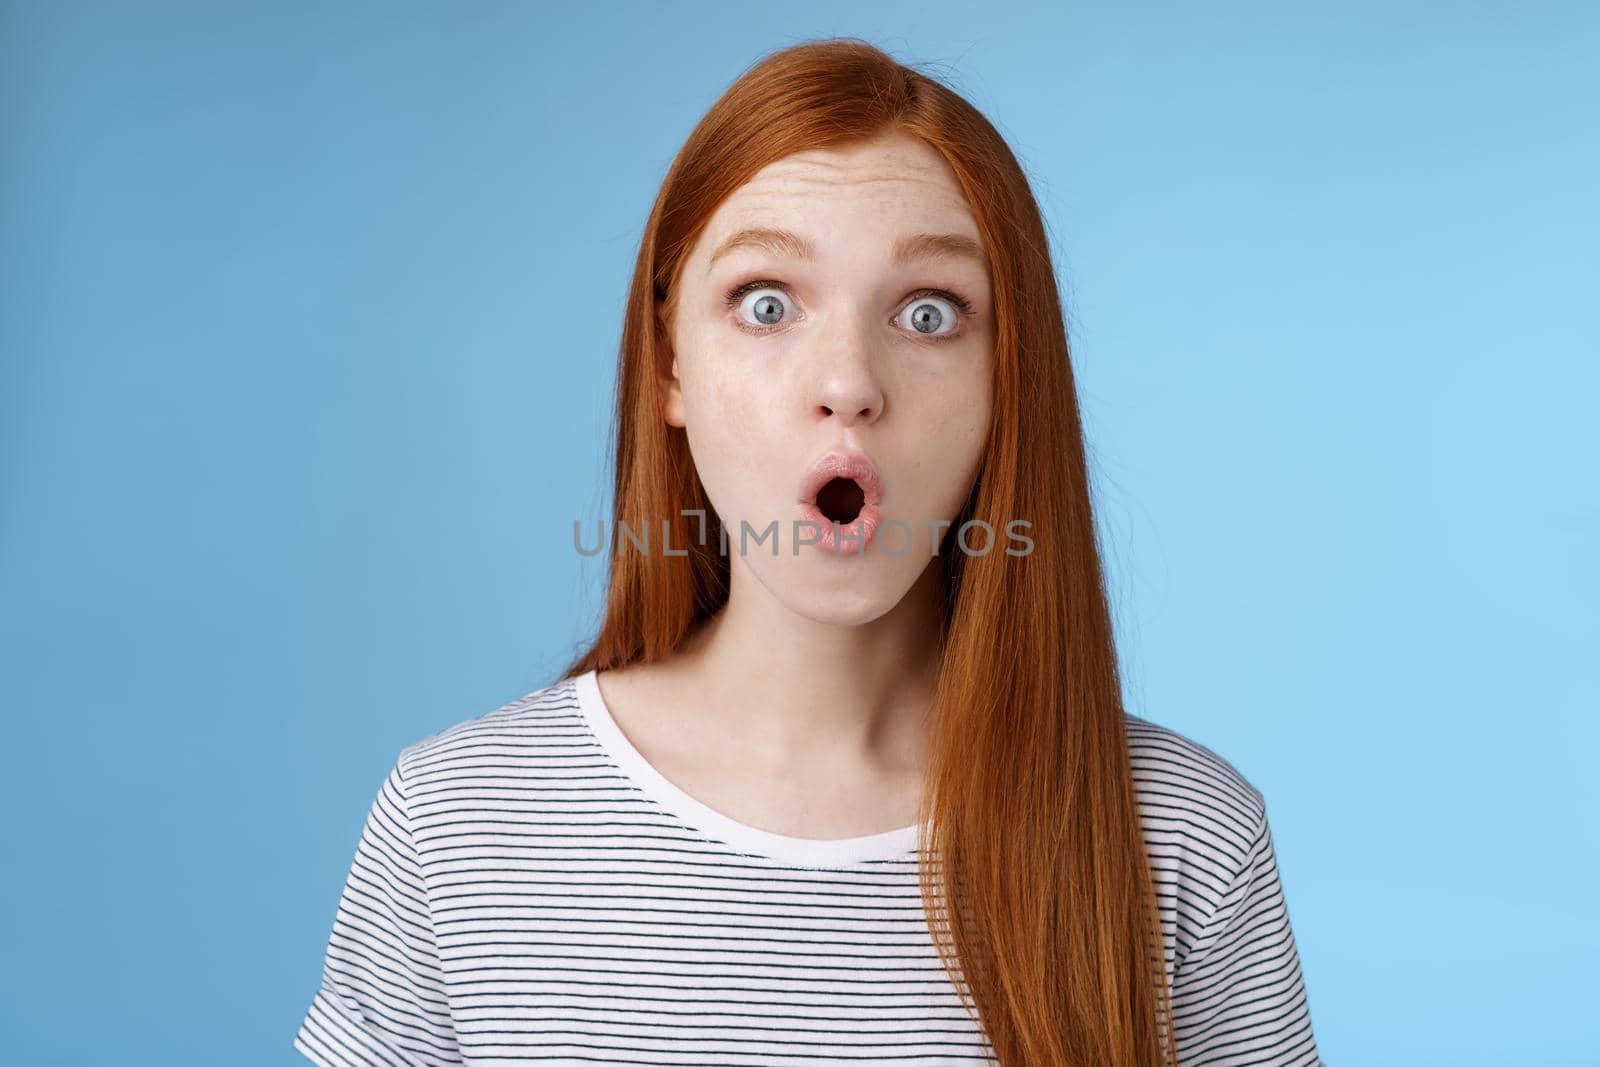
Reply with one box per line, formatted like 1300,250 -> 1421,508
808,321 -> 885,427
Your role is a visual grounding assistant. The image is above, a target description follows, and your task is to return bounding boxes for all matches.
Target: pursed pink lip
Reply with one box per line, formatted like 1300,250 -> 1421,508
797,451 -> 885,508
796,451 -> 886,556
797,499 -> 883,555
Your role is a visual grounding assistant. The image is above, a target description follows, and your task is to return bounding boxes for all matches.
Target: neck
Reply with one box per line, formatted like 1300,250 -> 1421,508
674,558 -> 946,775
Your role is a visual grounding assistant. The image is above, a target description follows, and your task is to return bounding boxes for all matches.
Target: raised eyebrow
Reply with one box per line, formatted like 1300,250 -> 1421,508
708,227 -> 815,268
707,227 -> 988,271
891,232 -> 988,270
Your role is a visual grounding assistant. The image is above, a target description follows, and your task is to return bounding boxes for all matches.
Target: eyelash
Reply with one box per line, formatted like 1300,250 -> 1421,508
721,279 -> 976,340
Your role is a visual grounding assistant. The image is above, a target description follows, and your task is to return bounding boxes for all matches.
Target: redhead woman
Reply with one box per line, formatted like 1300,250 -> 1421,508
296,37 -> 1321,1067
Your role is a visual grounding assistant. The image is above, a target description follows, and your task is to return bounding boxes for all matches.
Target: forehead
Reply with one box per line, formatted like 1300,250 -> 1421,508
698,133 -> 982,252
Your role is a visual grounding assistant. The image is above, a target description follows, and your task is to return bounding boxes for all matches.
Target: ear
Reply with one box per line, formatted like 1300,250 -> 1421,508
663,354 -> 686,428
656,300 -> 687,428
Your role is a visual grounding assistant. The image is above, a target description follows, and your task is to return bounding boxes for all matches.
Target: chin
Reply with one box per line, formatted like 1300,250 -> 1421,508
774,572 -> 909,627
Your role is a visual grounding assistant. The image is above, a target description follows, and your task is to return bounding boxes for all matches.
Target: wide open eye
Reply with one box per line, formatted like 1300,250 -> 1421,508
896,294 -> 961,338
733,285 -> 791,328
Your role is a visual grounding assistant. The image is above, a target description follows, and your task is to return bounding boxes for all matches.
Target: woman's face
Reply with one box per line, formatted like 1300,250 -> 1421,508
663,130 -> 995,626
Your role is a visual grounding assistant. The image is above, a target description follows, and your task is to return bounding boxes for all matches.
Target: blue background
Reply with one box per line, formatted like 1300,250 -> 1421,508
2,2 -> 1595,1064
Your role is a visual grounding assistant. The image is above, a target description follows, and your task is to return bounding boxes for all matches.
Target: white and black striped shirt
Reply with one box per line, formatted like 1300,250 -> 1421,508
295,669 -> 1320,1065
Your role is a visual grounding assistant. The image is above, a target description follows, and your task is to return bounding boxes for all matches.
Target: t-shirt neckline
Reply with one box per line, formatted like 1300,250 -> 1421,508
570,668 -> 920,867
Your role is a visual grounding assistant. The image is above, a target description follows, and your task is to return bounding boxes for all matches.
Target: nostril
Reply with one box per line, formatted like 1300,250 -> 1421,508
815,477 -> 865,523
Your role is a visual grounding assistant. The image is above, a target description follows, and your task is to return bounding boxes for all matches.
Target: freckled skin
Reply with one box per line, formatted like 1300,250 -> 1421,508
663,131 -> 996,627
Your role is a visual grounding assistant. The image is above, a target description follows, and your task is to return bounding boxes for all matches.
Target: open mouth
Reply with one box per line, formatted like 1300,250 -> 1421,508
814,476 -> 866,525
797,450 -> 885,555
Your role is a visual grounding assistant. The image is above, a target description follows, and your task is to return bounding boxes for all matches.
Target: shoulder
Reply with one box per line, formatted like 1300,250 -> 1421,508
1123,710 -> 1265,824
1122,711 -> 1269,923
390,674 -> 585,789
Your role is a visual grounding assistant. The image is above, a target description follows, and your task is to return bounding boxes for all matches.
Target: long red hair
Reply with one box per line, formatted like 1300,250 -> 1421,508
564,37 -> 1176,1066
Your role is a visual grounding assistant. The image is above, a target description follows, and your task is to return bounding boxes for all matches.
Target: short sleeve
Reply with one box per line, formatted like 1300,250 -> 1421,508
1169,801 -> 1321,1066
294,760 -> 462,1066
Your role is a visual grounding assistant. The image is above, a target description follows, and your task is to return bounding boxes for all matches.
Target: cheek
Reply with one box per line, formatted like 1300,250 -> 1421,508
924,368 -> 992,511
677,321 -> 798,435
677,355 -> 788,520
927,363 -> 992,451
681,361 -> 772,447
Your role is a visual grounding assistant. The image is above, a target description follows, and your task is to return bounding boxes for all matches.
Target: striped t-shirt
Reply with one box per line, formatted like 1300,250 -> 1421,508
295,669 -> 1320,1066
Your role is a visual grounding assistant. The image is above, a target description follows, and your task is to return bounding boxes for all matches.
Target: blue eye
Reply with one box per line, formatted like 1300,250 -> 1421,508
729,285 -> 790,327
898,295 -> 958,337
721,279 -> 975,340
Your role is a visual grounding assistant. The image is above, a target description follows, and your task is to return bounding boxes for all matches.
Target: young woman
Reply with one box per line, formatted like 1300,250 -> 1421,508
296,38 -> 1320,1067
